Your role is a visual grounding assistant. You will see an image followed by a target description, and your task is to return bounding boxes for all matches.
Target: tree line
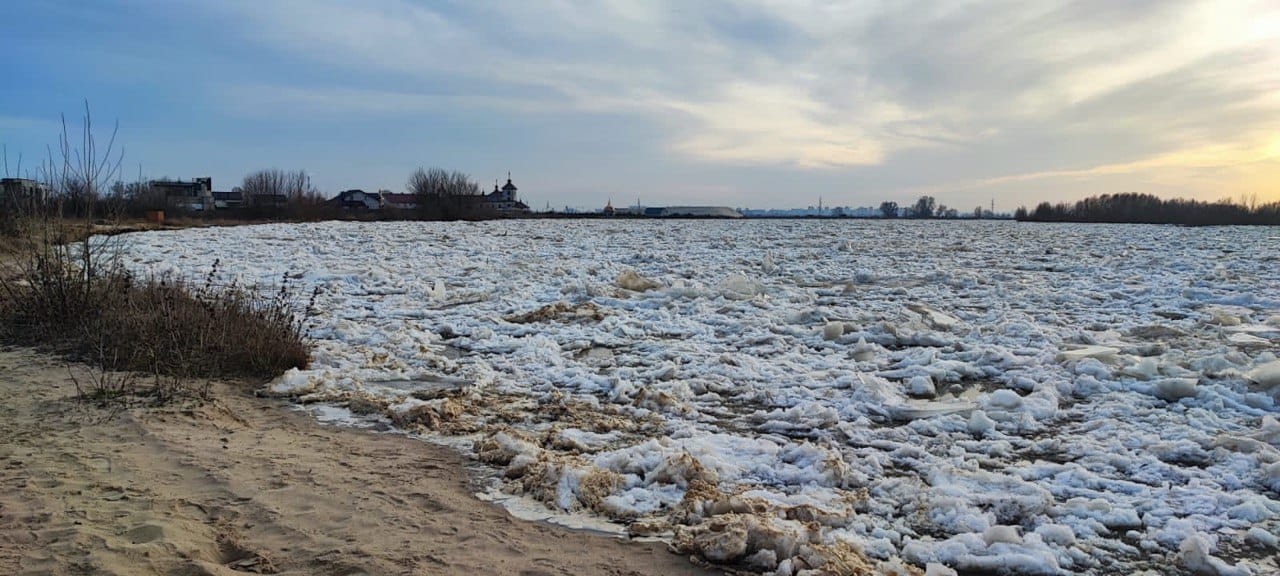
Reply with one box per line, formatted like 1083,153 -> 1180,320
1014,193 -> 1280,226
877,196 -> 968,219
3,162 -> 499,227
2,104 -> 510,234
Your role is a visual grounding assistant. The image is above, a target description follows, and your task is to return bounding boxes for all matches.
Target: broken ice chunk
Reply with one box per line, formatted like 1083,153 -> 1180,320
1177,534 -> 1252,576
428,279 -> 446,299
1263,462 -> 1280,492
1246,526 -> 1278,549
986,389 -> 1023,410
1205,309 -> 1244,327
908,375 -> 937,398
1120,357 -> 1160,380
271,368 -> 317,395
717,272 -> 764,300
906,303 -> 962,331
1228,333 -> 1270,349
890,400 -> 977,422
1224,323 -> 1280,335
968,410 -> 996,436
1152,378 -> 1198,401
983,525 -> 1023,546
822,321 -> 844,341
1257,416 -> 1280,446
1035,524 -> 1076,547
851,337 -> 877,362
1057,345 -> 1121,364
1245,361 -> 1280,389
925,564 -> 959,576
616,269 -> 662,292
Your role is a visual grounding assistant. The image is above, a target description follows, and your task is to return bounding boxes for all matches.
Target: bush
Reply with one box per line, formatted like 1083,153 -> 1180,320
0,217 -> 309,402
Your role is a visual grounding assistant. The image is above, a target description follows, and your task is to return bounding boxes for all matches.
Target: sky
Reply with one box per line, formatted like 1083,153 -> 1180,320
2,0 -> 1279,211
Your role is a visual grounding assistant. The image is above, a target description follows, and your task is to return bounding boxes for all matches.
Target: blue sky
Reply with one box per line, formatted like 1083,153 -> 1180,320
2,0 -> 1278,211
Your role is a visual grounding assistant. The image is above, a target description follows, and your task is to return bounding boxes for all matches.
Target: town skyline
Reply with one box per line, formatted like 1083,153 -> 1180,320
3,1 -> 1279,211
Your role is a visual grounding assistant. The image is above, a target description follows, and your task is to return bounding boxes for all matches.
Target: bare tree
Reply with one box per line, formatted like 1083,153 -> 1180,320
107,179 -> 163,216
407,167 -> 479,198
408,167 -> 482,220
1,102 -> 127,315
240,168 -> 317,208
911,196 -> 936,218
243,167 -> 316,200
47,102 -> 127,282
1240,193 -> 1259,212
878,201 -> 899,219
37,101 -> 126,221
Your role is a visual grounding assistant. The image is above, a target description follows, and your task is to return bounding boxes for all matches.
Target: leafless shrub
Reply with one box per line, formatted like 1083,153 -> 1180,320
241,168 -> 320,205
66,339 -> 139,405
408,167 -> 490,220
0,104 -> 310,406
1,257 -> 310,398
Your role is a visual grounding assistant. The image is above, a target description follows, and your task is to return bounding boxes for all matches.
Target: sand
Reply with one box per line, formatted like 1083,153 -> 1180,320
0,348 -> 717,576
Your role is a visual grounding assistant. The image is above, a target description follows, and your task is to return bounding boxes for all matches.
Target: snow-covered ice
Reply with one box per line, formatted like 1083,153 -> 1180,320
118,220 -> 1280,575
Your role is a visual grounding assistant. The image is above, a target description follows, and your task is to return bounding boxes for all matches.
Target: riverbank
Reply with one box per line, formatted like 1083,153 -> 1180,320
0,347 -> 716,576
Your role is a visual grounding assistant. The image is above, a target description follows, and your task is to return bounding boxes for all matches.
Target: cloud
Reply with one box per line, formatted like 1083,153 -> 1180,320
655,83 -> 868,167
189,0 -> 1280,202
218,84 -> 570,116
983,141 -> 1279,187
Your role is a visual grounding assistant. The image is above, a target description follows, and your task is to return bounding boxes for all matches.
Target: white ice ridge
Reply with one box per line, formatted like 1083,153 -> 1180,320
117,220 -> 1280,575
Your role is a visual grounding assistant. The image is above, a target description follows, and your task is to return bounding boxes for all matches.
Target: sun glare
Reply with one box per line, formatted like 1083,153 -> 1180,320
1266,136 -> 1280,159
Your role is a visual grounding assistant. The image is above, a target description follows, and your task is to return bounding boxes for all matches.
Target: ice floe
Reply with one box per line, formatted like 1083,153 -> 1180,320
116,219 -> 1280,575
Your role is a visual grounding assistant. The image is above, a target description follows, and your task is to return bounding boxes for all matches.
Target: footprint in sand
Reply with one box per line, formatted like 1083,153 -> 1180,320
125,523 -> 166,544
32,476 -> 63,489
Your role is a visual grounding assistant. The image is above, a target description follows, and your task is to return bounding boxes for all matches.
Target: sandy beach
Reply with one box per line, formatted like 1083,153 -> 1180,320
0,347 -> 717,576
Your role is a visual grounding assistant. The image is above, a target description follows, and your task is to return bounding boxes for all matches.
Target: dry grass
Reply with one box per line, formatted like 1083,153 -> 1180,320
0,214 -> 309,403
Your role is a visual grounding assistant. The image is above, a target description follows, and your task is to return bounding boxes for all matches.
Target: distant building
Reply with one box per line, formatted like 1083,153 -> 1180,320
481,174 -> 530,215
738,206 -> 878,218
331,189 -> 382,210
152,177 -> 214,211
651,206 -> 742,218
212,189 -> 245,209
603,199 -> 616,215
381,192 -> 418,210
0,177 -> 53,212
329,190 -> 419,211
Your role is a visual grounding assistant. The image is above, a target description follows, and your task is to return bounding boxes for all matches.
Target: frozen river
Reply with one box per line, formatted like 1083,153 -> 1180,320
121,219 -> 1280,575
